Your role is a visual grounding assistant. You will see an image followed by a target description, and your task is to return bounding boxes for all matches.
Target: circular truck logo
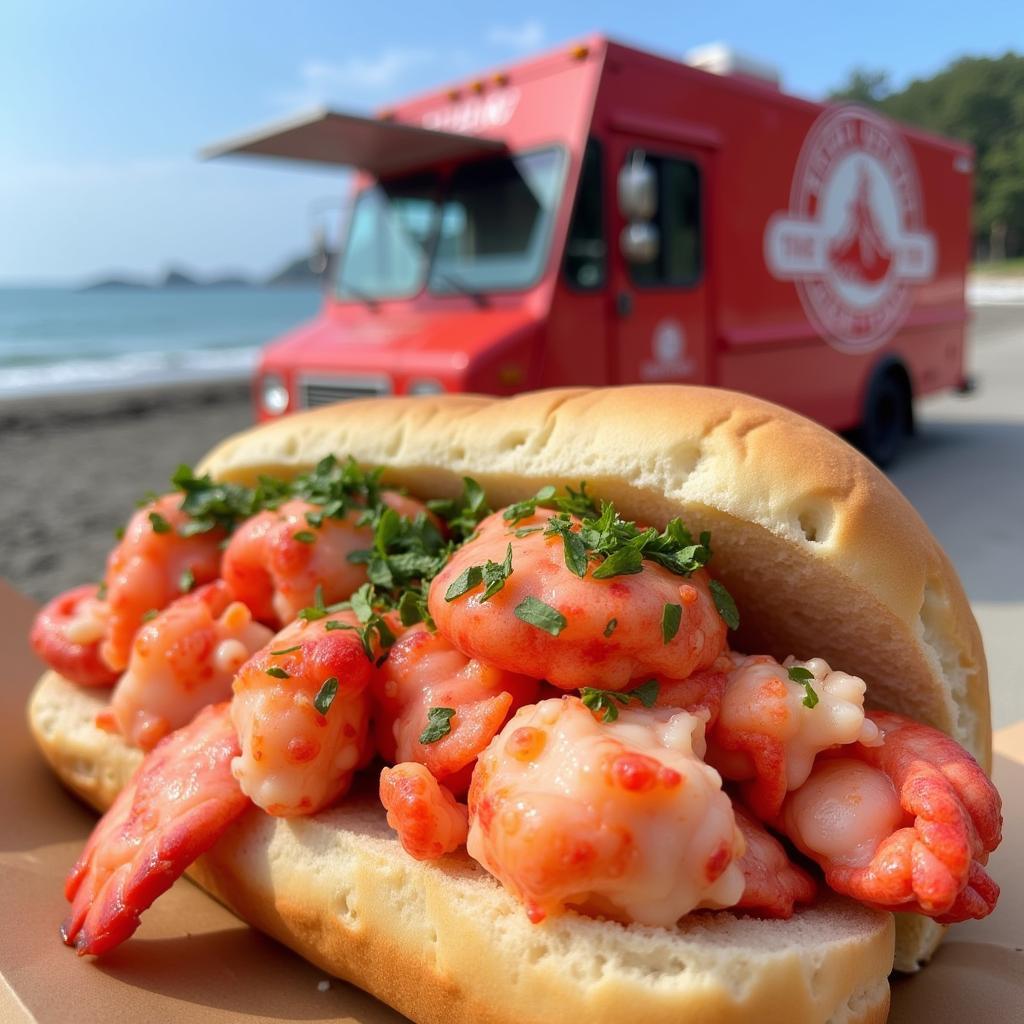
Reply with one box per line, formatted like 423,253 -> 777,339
764,106 -> 936,352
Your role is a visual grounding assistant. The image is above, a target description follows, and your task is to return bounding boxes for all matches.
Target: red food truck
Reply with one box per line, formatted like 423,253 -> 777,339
205,35 -> 973,465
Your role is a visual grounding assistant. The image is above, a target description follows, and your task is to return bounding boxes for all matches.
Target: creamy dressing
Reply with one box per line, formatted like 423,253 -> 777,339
467,697 -> 745,926
63,594 -> 109,645
110,587 -> 271,750
230,615 -> 373,816
714,654 -> 879,792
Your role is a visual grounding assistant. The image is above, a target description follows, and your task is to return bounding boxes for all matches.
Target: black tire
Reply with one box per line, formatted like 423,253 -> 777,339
856,369 -> 910,468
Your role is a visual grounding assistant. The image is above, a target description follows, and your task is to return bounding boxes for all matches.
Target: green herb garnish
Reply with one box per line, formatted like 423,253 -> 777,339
513,596 -> 566,636
442,544 -> 513,603
580,680 -> 659,723
179,567 -> 195,593
266,666 -> 290,679
426,477 -> 491,541
604,617 -> 618,637
788,665 -> 819,708
709,579 -> 740,630
313,676 -> 339,714
299,585 -> 330,621
148,511 -> 172,534
270,644 -> 301,656
661,603 -> 682,644
419,707 -> 456,744
444,564 -> 483,601
543,516 -> 589,578
293,530 -> 317,544
140,608 -> 159,623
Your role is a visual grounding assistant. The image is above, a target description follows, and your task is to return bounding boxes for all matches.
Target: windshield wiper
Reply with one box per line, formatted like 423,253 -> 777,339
433,271 -> 489,308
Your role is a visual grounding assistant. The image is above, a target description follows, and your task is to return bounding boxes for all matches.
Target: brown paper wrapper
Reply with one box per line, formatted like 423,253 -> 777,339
2,579 -> 1020,1022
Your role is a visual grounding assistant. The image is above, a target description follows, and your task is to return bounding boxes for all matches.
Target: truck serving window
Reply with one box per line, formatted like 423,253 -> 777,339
626,153 -> 701,288
563,140 -> 606,290
337,173 -> 439,300
429,147 -> 566,295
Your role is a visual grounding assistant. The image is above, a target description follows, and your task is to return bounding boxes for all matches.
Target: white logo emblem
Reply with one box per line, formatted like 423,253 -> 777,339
421,87 -> 521,135
641,319 -> 695,380
764,106 -> 936,352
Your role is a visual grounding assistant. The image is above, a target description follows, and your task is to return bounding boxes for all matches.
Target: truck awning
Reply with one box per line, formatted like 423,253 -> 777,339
200,107 -> 507,176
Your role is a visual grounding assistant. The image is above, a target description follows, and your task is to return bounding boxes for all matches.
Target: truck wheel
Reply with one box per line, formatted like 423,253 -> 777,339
856,368 -> 911,468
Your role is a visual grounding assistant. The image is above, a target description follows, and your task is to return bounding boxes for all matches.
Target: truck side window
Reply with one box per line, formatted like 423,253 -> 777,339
627,154 -> 701,288
563,140 -> 606,290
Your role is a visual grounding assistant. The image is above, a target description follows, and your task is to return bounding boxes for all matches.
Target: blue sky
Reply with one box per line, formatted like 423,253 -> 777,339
2,0 -> 1021,284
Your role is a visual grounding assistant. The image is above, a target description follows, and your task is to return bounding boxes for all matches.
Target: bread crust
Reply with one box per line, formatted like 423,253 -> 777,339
30,670 -> 894,1024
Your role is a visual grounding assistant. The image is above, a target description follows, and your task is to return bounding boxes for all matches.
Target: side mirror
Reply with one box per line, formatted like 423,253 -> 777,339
309,226 -> 331,276
620,221 -> 660,264
618,153 -> 657,221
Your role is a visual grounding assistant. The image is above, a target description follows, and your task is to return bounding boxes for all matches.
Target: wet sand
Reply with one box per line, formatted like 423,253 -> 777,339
0,382 -> 252,602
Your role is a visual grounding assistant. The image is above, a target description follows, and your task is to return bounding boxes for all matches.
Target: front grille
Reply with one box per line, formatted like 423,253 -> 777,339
297,374 -> 391,409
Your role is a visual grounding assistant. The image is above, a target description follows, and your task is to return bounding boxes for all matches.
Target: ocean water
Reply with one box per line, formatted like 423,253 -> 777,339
0,287 -> 322,399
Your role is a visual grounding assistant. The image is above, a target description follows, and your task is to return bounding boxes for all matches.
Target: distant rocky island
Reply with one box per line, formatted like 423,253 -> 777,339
81,254 -> 329,291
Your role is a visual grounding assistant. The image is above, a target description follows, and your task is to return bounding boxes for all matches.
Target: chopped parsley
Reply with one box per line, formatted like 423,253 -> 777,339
298,585 -> 336,622
170,465 -> 263,536
444,544 -> 513,603
444,564 -> 484,601
419,707 -> 456,744
293,530 -> 317,544
265,666 -> 290,679
270,644 -> 301,656
148,511 -> 172,534
342,583 -> 398,663
580,680 -> 660,723
349,505 -> 449,604
528,494 -> 716,584
543,516 -> 589,578
513,596 -> 566,636
313,676 -> 339,714
502,482 -> 598,526
426,477 -> 491,541
604,617 -> 618,637
661,603 -> 682,644
289,455 -> 382,520
140,608 -> 159,623
709,579 -> 740,630
787,665 -> 820,708
179,567 -> 195,593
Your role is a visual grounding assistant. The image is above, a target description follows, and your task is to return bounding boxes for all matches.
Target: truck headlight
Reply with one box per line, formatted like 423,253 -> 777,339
407,378 -> 445,396
260,373 -> 290,415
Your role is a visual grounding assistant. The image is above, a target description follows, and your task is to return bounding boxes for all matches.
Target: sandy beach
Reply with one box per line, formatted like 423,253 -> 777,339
0,382 -> 252,602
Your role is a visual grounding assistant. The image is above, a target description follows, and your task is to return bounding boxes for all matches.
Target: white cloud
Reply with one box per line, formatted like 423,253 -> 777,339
485,18 -> 545,53
276,49 -> 433,109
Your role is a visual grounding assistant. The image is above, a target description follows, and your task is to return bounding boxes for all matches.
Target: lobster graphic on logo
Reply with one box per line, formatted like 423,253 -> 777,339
764,106 -> 936,353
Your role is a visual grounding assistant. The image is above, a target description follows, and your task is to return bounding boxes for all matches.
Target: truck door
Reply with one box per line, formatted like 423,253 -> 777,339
608,137 -> 710,386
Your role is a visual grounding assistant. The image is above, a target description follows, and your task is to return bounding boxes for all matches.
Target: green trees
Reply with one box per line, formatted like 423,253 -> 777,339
830,54 -> 1024,260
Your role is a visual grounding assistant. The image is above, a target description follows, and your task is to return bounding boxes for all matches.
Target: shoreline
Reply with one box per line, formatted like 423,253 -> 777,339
0,375 -> 251,431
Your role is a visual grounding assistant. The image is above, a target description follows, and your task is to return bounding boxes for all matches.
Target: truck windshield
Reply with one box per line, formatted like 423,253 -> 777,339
335,148 -> 564,301
428,148 -> 565,294
337,172 -> 440,301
